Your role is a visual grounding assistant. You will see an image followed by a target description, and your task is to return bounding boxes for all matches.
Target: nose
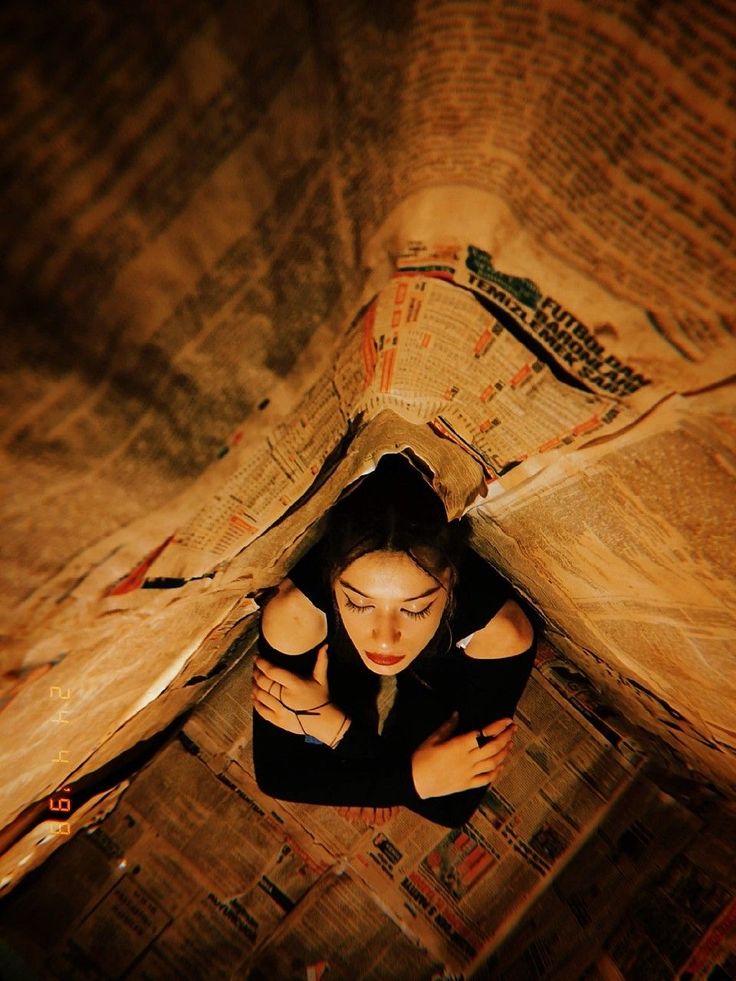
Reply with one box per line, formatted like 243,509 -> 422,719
371,613 -> 401,649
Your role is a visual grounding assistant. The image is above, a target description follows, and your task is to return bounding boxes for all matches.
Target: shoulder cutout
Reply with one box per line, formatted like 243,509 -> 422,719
463,599 -> 534,660
261,577 -> 328,655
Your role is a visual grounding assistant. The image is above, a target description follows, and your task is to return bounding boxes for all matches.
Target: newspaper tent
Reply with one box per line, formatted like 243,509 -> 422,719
0,0 -> 735,976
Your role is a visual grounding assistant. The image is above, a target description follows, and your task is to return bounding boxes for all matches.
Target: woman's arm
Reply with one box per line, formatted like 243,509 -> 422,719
252,630 -> 531,826
260,577 -> 327,654
463,599 -> 534,661
252,583 -> 535,827
453,602 -> 536,731
253,630 -> 418,807
255,584 -> 414,806
408,601 -> 536,824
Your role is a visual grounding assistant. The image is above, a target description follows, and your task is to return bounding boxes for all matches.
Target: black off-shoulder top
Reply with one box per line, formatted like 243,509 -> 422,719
252,542 -> 535,828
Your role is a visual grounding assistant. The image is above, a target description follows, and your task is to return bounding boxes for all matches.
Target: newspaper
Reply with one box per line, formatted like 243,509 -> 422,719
591,805 -> 736,980
347,672 -> 645,972
481,777 -> 701,979
1,0 -> 735,972
130,269 -> 633,581
0,635 -> 708,981
394,242 -> 726,410
467,385 -> 736,791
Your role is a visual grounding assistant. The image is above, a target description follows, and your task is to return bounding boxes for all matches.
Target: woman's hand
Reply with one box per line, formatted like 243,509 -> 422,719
411,715 -> 516,800
252,645 -> 348,746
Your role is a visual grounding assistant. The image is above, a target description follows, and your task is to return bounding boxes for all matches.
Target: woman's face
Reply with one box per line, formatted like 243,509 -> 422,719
333,550 -> 450,675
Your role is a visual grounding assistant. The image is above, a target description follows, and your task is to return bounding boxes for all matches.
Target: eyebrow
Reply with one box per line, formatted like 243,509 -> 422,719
338,578 -> 442,602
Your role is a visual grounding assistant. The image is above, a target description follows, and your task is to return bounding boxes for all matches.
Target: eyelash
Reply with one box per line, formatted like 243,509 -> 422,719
344,597 -> 434,620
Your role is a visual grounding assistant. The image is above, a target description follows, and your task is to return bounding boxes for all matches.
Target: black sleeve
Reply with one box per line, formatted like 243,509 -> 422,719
452,547 -> 514,640
389,636 -> 537,828
253,630 -> 480,823
286,540 -> 330,612
451,638 -> 537,733
252,630 -> 420,809
253,625 -> 536,828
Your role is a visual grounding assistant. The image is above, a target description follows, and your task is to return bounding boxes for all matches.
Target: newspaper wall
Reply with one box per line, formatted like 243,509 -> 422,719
2,0 -> 733,603
1,0 -> 735,967
2,264 -> 732,897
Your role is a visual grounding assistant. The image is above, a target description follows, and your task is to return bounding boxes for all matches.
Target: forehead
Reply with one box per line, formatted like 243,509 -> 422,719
338,550 -> 446,599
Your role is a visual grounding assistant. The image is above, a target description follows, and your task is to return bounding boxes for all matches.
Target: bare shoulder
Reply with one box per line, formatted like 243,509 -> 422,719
260,577 -> 328,655
463,599 -> 534,660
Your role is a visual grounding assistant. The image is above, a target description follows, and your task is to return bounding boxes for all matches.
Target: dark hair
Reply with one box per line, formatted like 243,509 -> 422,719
320,454 -> 468,720
323,453 -> 467,616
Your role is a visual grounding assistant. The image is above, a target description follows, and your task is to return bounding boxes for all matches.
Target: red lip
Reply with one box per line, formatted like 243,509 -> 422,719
365,651 -> 405,666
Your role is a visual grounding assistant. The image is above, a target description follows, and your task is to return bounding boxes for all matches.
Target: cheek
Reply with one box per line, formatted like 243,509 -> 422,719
339,611 -> 370,642
416,614 -> 443,639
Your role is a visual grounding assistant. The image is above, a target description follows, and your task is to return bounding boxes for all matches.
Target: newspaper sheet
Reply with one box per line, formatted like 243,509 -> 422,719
348,673 -> 641,972
120,267 -> 634,583
481,777 -> 700,979
338,0 -> 735,372
246,871 -> 444,980
1,0 -> 362,614
467,384 -> 736,791
393,242 -> 731,409
41,741 -> 336,980
0,581 -> 253,836
591,806 -> 736,981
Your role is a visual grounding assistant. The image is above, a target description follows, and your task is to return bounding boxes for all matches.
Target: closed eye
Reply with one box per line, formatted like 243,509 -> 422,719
344,596 -> 373,614
402,604 -> 434,620
343,596 -> 434,619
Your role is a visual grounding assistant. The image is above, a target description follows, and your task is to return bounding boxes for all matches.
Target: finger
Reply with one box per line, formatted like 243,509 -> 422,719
470,725 -> 515,753
473,733 -> 511,760
253,659 -> 297,689
312,644 -> 329,687
252,698 -> 277,722
474,742 -> 511,772
252,662 -> 278,691
252,682 -> 285,714
491,761 -> 507,781
472,746 -> 510,776
474,760 -> 507,785
478,718 -> 515,740
466,772 -> 495,789
252,667 -> 276,693
473,728 -> 515,759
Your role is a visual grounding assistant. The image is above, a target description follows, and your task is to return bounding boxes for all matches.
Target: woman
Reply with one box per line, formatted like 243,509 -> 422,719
252,454 -> 535,828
